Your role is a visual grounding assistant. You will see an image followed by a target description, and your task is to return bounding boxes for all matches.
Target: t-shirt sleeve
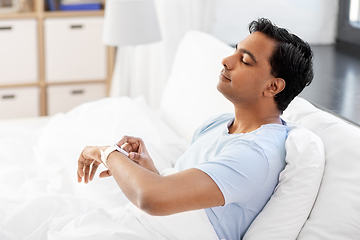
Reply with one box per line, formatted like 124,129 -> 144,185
195,139 -> 269,205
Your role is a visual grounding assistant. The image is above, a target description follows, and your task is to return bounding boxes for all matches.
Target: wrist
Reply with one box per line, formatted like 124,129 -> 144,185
100,145 -> 114,168
100,144 -> 129,168
105,150 -> 118,168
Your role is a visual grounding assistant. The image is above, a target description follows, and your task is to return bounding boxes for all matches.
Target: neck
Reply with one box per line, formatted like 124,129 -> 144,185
228,103 -> 282,134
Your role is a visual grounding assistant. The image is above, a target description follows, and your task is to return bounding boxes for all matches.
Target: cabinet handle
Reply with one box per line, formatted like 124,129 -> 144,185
71,90 -> 84,95
0,26 -> 12,31
2,94 -> 15,99
70,25 -> 83,29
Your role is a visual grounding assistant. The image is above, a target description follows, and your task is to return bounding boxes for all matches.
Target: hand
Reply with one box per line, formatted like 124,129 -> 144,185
77,146 -> 110,183
117,136 -> 159,174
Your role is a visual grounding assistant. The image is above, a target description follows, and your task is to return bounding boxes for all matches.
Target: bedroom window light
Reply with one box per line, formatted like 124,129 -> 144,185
350,0 -> 360,24
337,0 -> 360,47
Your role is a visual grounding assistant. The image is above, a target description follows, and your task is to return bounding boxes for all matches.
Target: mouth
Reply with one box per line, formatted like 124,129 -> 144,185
219,72 -> 231,81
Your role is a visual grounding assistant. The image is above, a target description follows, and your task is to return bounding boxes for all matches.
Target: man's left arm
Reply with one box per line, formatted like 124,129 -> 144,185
77,139 -> 225,216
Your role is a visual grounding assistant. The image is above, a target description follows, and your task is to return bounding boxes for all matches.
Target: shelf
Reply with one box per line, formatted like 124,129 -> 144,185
0,10 -> 104,20
43,10 -> 104,18
0,82 -> 39,88
46,79 -> 107,86
0,12 -> 37,19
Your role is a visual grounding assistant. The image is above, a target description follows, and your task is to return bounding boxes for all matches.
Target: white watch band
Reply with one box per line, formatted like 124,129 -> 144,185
100,145 -> 117,168
100,144 -> 129,168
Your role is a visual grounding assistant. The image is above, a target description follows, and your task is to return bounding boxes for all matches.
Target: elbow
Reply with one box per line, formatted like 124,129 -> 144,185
136,190 -> 167,216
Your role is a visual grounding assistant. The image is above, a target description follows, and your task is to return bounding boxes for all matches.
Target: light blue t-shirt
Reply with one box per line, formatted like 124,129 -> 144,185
174,113 -> 288,240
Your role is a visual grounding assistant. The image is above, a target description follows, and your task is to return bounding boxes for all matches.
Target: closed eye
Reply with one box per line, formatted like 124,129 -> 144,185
241,58 -> 251,66
235,44 -> 253,66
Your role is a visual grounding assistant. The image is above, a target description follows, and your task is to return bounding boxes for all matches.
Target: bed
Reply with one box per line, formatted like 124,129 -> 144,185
1,31 -> 360,240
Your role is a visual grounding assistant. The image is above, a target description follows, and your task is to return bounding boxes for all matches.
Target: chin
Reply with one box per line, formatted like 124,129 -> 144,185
217,82 -> 226,96
217,83 -> 234,103
217,80 -> 227,92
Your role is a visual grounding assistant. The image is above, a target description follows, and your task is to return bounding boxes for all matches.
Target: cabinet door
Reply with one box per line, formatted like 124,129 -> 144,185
44,17 -> 107,82
0,87 -> 39,119
47,83 -> 106,115
0,19 -> 38,84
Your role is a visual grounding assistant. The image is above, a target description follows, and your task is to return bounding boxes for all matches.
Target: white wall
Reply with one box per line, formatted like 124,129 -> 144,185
212,0 -> 339,45
111,0 -> 341,111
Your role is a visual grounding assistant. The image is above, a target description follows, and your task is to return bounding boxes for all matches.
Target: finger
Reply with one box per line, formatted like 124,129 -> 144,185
131,142 -> 140,152
99,170 -> 112,178
77,170 -> 82,183
77,149 -> 88,183
77,150 -> 87,179
136,141 -> 147,155
127,139 -> 142,154
90,162 -> 100,181
77,160 -> 85,180
117,136 -> 143,148
129,152 -> 140,161
84,163 -> 91,184
116,135 -> 131,149
122,143 -> 133,153
127,137 -> 143,145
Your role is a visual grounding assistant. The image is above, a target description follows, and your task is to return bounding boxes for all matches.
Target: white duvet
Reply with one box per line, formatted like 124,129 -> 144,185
0,97 -> 218,240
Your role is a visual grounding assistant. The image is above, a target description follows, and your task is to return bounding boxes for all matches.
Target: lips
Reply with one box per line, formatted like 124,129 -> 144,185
220,72 -> 231,81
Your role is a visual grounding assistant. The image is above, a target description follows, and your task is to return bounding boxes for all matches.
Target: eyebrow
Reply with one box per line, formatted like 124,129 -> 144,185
235,44 -> 257,64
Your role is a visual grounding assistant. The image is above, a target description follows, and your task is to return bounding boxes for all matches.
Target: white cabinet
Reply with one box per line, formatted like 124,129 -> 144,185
0,9 -> 113,120
0,19 -> 38,84
44,17 -> 107,82
47,83 -> 106,115
0,87 -> 39,119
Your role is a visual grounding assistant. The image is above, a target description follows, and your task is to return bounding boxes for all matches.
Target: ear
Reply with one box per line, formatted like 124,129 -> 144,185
264,78 -> 285,98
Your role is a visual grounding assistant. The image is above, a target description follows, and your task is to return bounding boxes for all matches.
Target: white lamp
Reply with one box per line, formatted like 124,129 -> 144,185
103,0 -> 162,46
102,0 -> 162,97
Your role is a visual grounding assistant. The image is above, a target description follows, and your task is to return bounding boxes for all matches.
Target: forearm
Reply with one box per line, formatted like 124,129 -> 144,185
101,141 -> 224,216
106,151 -> 162,211
77,142 -> 223,215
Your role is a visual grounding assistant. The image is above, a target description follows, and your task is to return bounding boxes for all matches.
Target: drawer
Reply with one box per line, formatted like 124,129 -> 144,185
44,17 -> 107,82
0,19 -> 38,84
0,87 -> 39,119
47,83 -> 106,115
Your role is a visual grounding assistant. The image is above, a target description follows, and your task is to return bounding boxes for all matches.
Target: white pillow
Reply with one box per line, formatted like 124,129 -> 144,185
282,97 -> 360,240
159,31 -> 234,143
243,121 -> 325,240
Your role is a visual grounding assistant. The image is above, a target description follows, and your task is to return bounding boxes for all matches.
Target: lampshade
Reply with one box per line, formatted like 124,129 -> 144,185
103,0 -> 162,46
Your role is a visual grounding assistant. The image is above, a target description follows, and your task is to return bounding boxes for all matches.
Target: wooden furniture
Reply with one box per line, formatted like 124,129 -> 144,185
0,1 -> 115,118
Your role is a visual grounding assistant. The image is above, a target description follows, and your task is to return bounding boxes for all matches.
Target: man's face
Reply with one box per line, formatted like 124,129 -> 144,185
217,32 -> 277,106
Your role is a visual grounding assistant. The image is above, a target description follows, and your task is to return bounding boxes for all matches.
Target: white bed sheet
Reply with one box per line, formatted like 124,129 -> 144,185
0,97 -> 218,240
0,116 -> 50,129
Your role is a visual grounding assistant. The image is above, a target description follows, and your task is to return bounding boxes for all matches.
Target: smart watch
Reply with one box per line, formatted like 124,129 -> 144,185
100,144 -> 129,168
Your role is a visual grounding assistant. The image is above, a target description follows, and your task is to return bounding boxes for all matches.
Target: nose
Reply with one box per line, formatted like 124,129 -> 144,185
222,54 -> 233,70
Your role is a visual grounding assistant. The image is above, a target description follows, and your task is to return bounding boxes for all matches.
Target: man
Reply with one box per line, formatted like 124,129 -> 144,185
77,18 -> 313,240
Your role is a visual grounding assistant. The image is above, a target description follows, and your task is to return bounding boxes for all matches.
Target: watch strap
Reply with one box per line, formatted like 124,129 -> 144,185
100,144 -> 130,169
100,145 -> 117,168
113,144 -> 130,157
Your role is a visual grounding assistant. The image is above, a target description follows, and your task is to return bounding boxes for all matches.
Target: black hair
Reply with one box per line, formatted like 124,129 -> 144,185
249,18 -> 314,112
